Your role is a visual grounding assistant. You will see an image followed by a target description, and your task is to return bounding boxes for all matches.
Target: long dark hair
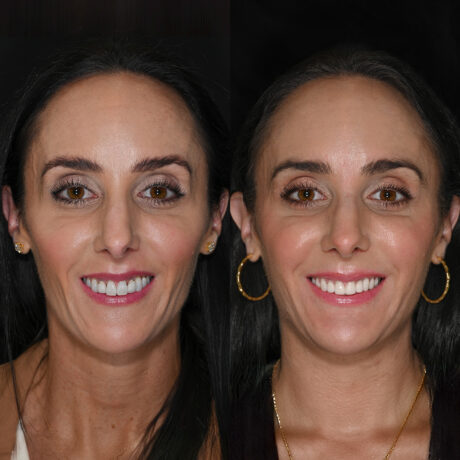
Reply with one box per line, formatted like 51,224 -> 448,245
231,47 -> 460,459
0,40 -> 230,459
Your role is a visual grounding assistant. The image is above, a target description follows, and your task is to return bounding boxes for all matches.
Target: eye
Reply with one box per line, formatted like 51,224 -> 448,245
52,181 -> 96,205
138,182 -> 184,204
296,188 -> 318,201
369,185 -> 412,207
150,187 -> 171,200
66,186 -> 86,200
282,185 -> 325,205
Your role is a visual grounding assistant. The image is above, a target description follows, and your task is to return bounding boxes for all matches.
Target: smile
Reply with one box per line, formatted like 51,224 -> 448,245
309,276 -> 383,295
82,276 -> 153,297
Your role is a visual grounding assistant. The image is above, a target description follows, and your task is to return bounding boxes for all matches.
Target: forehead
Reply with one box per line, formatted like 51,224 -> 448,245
28,72 -> 204,170
259,75 -> 435,176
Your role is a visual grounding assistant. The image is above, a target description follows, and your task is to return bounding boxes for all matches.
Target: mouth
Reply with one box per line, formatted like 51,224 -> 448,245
81,272 -> 154,305
82,275 -> 154,297
307,273 -> 386,306
309,276 -> 384,295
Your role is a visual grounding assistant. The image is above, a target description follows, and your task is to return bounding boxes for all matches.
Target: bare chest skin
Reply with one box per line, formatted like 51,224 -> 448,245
274,391 -> 431,460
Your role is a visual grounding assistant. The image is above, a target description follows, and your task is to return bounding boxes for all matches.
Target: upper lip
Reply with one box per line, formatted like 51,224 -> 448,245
82,271 -> 154,282
307,272 -> 385,282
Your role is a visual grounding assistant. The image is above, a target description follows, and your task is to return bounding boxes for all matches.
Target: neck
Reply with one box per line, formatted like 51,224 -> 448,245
23,317 -> 181,457
275,323 -> 427,437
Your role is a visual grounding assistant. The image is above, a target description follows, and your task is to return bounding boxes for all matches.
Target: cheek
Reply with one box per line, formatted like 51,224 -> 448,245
143,216 -> 205,271
25,212 -> 92,287
371,213 -> 438,274
256,205 -> 439,280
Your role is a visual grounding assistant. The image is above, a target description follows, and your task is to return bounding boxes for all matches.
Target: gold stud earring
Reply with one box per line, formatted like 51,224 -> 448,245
421,258 -> 450,304
236,254 -> 271,301
207,241 -> 216,254
14,242 -> 25,254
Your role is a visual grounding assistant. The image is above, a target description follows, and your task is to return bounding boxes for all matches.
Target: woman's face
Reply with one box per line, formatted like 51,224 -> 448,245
3,73 -> 225,355
232,76 -> 459,356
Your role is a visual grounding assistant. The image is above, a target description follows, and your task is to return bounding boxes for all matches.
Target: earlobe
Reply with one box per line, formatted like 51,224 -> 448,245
200,190 -> 229,255
2,185 -> 30,253
431,196 -> 460,263
229,192 -> 262,261
2,186 -> 20,235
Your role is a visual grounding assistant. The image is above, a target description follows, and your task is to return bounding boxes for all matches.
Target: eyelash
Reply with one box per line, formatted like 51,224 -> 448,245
51,179 -> 95,206
281,183 -> 325,207
138,179 -> 185,205
51,178 -> 185,207
280,183 -> 413,208
370,184 -> 413,208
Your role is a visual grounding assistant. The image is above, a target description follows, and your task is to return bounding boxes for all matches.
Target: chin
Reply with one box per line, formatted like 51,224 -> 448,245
81,328 -> 152,356
306,323 -> 387,358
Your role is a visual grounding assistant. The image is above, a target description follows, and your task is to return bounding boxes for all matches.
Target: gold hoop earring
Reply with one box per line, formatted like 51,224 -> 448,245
14,242 -> 25,254
236,254 -> 270,301
421,258 -> 450,304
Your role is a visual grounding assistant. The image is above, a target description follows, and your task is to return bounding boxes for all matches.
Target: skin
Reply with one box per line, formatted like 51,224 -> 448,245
2,72 -> 227,459
231,76 -> 460,459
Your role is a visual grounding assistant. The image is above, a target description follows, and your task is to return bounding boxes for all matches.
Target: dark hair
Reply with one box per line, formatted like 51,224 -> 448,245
231,47 -> 460,459
0,40 -> 230,459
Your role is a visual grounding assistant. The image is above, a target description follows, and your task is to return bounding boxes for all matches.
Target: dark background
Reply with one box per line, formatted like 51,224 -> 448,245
0,1 -> 459,140
231,0 -> 460,132
0,0 -> 230,123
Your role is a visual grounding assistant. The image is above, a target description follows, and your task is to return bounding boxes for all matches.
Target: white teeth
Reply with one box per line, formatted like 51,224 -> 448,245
320,278 -> 327,291
345,282 -> 356,295
312,276 -> 382,296
97,281 -> 106,294
128,279 -> 136,293
106,281 -> 117,296
135,277 -> 142,291
83,276 -> 152,297
117,281 -> 128,296
335,281 -> 345,295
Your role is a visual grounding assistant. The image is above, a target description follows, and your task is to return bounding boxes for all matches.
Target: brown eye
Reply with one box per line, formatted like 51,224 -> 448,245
67,186 -> 84,200
150,186 -> 167,199
298,189 -> 314,201
379,189 -> 397,201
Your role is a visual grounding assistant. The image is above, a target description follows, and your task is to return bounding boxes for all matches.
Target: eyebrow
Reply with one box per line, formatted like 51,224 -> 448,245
271,160 -> 332,180
132,155 -> 192,175
271,157 -> 425,183
361,159 -> 425,183
41,154 -> 192,177
41,157 -> 102,177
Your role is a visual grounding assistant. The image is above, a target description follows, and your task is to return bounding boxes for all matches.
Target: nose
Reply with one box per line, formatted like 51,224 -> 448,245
94,197 -> 140,258
320,197 -> 370,258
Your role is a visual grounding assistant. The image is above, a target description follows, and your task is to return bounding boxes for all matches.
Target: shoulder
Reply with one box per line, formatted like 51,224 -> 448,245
0,341 -> 47,458
0,362 -> 18,457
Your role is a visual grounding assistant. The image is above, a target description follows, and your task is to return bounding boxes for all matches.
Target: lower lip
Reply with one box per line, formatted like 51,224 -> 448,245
81,279 -> 154,306
309,278 -> 384,306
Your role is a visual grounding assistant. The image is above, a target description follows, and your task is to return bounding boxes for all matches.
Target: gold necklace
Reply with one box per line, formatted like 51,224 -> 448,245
271,360 -> 427,460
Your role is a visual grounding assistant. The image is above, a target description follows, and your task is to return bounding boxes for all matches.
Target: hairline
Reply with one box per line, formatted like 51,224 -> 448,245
247,72 -> 445,216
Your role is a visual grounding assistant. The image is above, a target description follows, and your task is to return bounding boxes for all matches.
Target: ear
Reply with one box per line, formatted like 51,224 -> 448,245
230,191 -> 262,261
200,190 -> 229,255
2,185 -> 31,253
431,195 -> 460,263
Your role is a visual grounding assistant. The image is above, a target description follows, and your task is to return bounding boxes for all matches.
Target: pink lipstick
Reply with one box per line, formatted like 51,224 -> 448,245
307,272 -> 385,306
81,271 -> 154,306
